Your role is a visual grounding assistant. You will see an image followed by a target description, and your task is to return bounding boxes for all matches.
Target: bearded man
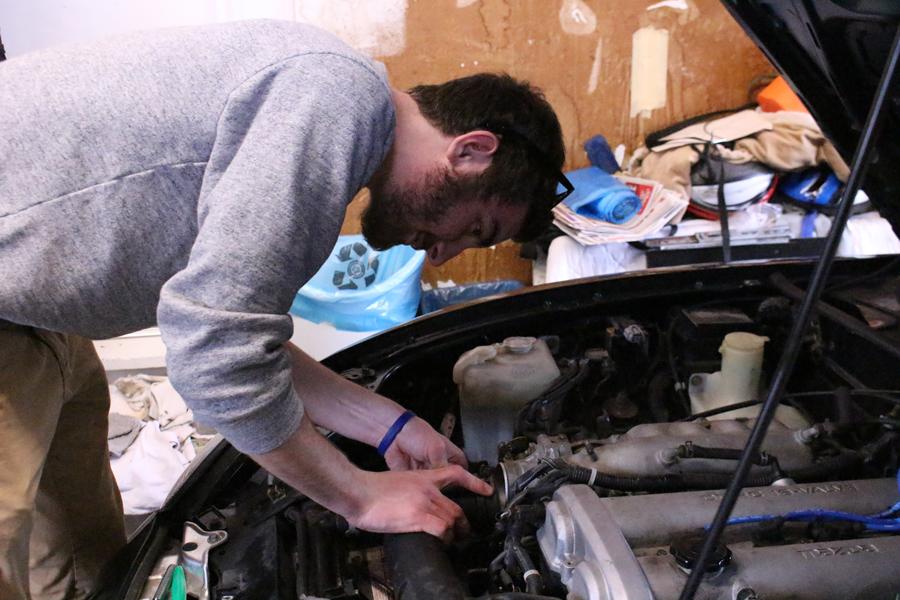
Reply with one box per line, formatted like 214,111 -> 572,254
0,20 -> 567,599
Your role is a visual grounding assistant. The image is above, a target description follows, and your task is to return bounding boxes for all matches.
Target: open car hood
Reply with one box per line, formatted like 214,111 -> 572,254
722,0 -> 900,234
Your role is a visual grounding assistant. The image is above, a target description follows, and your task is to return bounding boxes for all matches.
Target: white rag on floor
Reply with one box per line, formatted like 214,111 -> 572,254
151,378 -> 194,430
109,374 -> 162,421
107,374 -> 203,513
110,421 -> 192,514
109,374 -> 193,428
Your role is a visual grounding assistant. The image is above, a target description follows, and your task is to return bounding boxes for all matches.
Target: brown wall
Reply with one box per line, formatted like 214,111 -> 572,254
341,0 -> 774,286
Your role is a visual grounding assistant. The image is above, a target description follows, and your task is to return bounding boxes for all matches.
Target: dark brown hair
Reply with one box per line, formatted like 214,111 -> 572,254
408,73 -> 565,242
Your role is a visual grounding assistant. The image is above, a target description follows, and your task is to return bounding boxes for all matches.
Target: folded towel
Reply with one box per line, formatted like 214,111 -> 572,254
562,167 -> 642,224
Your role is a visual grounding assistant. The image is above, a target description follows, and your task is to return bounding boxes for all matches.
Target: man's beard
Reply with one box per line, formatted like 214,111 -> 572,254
362,165 -> 483,251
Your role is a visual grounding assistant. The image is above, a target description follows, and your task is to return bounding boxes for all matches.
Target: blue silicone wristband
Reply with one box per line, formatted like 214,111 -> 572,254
377,410 -> 416,456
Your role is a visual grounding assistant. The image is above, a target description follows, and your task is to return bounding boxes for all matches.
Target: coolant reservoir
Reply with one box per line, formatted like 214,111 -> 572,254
719,331 -> 768,403
454,337 -> 560,463
689,331 -> 807,427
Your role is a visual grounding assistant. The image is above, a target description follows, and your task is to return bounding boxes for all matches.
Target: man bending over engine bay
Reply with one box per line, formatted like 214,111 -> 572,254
0,20 -> 567,600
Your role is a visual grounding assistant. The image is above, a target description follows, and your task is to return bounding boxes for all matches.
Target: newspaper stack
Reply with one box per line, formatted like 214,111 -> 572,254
553,175 -> 689,245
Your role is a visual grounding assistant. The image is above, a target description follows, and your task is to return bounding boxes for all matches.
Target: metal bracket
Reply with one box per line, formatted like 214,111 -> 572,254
179,521 -> 228,600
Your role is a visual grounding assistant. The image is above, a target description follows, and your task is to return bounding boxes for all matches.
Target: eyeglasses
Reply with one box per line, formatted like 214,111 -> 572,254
479,121 -> 574,205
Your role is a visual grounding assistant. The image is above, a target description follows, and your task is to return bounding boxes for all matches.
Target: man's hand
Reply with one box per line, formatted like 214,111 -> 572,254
384,416 -> 467,471
347,465 -> 493,543
253,417 -> 493,544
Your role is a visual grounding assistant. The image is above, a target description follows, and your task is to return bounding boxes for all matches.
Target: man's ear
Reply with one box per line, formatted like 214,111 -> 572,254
446,130 -> 499,175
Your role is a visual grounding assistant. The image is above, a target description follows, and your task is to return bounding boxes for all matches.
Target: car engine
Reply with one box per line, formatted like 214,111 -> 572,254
138,280 -> 900,600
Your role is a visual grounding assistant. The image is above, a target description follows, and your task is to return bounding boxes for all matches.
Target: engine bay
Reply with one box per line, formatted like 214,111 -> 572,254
138,270 -> 900,600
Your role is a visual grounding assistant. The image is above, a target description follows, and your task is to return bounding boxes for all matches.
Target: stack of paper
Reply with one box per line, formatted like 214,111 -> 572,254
553,175 -> 689,245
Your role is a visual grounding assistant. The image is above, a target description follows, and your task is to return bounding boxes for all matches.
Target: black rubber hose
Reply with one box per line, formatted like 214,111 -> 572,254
681,400 -> 763,421
384,534 -> 558,600
480,594 -> 560,599
787,451 -> 861,482
308,510 -> 339,595
508,540 -> 543,595
676,444 -> 771,465
284,507 -> 308,596
546,458 -> 776,491
834,387 -> 856,426
603,471 -> 777,491
647,371 -> 674,422
679,445 -> 746,461
445,487 -> 501,534
545,455 -> 857,492
384,533 -> 467,600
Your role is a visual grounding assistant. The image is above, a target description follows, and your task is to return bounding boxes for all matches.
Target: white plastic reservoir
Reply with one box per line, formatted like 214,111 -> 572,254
453,337 -> 560,463
718,331 -> 769,404
689,331 -> 807,428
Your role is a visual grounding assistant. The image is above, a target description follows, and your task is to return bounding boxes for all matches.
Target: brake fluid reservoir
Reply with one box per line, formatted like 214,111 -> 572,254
453,337 -> 560,463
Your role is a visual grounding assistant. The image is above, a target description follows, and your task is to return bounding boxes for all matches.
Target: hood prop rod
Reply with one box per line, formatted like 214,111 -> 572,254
679,21 -> 900,600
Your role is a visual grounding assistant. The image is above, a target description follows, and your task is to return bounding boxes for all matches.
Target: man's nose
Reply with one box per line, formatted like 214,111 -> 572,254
427,239 -> 470,266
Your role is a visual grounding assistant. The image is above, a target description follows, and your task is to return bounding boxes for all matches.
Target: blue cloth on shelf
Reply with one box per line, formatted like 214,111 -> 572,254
560,167 -> 642,225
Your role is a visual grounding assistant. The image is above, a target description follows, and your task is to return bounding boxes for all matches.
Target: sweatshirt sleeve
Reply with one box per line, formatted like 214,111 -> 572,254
157,53 -> 395,455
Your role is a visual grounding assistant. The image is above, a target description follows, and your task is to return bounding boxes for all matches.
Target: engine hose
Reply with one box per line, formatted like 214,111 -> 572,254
307,508 -> 340,595
647,371 -> 674,422
446,487 -> 501,535
480,595 -> 560,600
384,533 -> 467,600
545,453 -> 859,492
508,540 -> 543,595
787,451 -> 861,482
675,443 -> 772,465
544,458 -> 762,491
283,507 -> 308,596
384,533 -> 557,600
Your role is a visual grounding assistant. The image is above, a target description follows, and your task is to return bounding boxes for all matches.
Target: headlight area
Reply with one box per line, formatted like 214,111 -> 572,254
133,279 -> 900,600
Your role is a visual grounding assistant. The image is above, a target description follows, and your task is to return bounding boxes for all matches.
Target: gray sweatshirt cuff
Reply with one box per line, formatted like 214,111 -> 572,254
213,385 -> 305,455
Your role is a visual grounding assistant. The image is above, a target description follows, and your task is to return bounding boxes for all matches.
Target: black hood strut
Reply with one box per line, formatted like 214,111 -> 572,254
679,20 -> 900,600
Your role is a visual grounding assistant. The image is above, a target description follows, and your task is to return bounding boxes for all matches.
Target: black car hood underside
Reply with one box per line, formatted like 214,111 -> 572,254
722,0 -> 900,236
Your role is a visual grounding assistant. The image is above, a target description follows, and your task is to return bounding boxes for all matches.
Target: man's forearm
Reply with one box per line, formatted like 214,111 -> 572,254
284,342 -> 405,447
250,414 -> 365,517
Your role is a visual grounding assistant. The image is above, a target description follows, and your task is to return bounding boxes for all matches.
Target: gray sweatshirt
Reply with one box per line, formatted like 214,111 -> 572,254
0,20 -> 396,454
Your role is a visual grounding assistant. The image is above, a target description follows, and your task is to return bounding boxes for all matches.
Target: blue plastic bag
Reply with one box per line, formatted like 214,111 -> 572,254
561,167 -> 642,224
419,280 -> 524,314
290,235 -> 426,332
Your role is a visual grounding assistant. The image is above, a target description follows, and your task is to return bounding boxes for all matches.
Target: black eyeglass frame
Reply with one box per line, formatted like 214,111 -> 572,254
478,121 -> 573,206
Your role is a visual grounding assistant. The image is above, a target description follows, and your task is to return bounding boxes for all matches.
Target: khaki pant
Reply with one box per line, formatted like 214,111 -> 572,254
0,324 -> 125,599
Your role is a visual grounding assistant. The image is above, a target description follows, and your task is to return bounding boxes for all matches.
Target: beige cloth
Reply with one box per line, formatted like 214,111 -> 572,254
630,110 -> 850,198
0,325 -> 125,599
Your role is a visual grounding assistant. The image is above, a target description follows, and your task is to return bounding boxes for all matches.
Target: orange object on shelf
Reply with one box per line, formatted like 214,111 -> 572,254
757,76 -> 809,113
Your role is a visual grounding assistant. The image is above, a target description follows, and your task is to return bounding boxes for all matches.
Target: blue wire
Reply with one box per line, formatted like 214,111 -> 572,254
869,470 -> 900,518
716,470 -> 900,533
725,509 -> 899,526
869,503 -> 900,519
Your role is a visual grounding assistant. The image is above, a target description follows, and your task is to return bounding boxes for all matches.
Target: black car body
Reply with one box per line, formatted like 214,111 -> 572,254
93,2 -> 900,599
